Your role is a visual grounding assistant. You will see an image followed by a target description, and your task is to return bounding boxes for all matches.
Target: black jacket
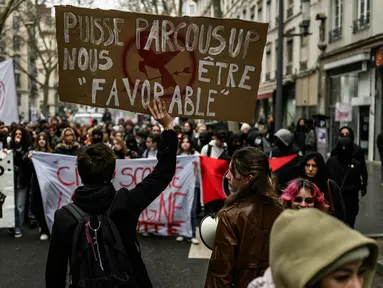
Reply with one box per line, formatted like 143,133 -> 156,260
54,142 -> 82,156
330,126 -> 368,190
297,152 -> 346,222
45,130 -> 178,288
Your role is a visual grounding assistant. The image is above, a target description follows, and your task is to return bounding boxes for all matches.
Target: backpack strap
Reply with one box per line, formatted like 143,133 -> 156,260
207,144 -> 212,157
63,203 -> 89,223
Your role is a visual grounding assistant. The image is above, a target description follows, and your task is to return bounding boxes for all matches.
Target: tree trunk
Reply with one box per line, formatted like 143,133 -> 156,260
42,82 -> 50,117
178,0 -> 182,16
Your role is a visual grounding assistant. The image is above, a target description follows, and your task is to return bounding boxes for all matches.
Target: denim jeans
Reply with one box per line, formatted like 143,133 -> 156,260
15,179 -> 27,229
190,187 -> 200,238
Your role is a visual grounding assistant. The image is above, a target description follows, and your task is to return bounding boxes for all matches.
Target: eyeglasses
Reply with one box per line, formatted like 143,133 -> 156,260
293,197 -> 314,204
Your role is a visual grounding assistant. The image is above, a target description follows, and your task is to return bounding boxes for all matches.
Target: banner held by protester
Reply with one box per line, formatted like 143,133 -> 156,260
0,151 -> 15,228
55,6 -> 268,123
32,152 -> 197,237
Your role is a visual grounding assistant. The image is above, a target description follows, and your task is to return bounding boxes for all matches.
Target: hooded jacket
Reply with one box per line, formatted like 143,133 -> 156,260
329,126 -> 367,190
45,130 -> 178,288
297,152 -> 346,222
201,140 -> 227,159
247,209 -> 378,288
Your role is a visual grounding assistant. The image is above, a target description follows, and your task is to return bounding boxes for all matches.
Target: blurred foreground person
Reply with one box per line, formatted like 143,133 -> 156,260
205,147 -> 283,287
248,209 -> 378,288
46,99 -> 177,288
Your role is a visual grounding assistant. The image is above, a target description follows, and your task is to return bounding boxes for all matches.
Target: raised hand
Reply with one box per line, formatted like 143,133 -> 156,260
147,98 -> 173,130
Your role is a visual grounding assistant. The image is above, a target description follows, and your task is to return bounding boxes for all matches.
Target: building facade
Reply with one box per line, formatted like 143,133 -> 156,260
321,0 -> 382,161
0,1 -> 59,121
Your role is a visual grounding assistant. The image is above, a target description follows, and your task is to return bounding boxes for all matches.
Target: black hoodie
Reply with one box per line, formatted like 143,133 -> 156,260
298,152 -> 346,222
45,130 -> 178,288
329,126 -> 368,190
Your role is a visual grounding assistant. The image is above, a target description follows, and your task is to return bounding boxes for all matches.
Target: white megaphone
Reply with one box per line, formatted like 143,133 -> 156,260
199,214 -> 219,250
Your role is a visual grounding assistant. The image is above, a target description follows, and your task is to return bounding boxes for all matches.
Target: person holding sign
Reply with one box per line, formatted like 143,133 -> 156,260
45,99 -> 177,288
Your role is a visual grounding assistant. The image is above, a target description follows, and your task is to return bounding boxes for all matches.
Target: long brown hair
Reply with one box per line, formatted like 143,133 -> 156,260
113,137 -> 128,155
35,132 -> 52,152
222,147 -> 280,209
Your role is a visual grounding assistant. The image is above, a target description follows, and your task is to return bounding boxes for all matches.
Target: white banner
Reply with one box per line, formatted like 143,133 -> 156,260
32,152 -> 198,237
0,151 -> 15,228
0,60 -> 19,124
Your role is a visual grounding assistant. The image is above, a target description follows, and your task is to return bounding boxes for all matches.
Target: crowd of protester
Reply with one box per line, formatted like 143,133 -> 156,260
0,102 -> 377,288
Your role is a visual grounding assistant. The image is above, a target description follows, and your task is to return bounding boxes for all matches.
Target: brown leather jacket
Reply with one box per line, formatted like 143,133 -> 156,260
205,194 -> 283,288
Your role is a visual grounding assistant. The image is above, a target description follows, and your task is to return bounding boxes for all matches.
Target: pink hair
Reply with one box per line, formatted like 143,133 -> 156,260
280,178 -> 329,212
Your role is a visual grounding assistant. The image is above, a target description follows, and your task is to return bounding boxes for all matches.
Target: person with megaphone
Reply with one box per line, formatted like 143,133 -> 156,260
203,147 -> 283,288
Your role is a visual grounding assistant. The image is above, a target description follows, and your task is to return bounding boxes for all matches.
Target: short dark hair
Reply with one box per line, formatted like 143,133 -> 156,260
77,143 -> 116,185
148,134 -> 161,145
215,130 -> 228,141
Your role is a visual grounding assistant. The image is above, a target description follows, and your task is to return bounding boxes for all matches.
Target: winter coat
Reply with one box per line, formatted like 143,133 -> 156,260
45,130 -> 178,288
247,209 -> 378,288
330,126 -> 367,189
54,142 -> 82,156
205,194 -> 283,288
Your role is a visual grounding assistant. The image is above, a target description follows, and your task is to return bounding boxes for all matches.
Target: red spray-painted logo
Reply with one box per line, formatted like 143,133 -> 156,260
121,31 -> 197,99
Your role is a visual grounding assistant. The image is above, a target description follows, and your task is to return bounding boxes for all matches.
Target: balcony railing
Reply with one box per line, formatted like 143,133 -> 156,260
328,26 -> 342,43
352,13 -> 370,33
286,64 -> 292,75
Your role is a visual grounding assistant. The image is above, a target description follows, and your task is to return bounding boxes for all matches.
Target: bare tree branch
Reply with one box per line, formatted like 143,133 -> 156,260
0,0 -> 27,35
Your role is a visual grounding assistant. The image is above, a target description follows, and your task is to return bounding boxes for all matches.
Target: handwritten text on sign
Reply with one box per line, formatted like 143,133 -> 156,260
32,152 -> 198,237
55,6 -> 268,123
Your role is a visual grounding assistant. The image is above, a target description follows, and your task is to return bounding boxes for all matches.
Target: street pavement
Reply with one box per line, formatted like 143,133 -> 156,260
1,162 -> 383,288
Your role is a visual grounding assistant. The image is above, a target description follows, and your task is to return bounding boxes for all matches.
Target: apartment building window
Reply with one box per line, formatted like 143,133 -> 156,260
13,36 -> 20,51
329,0 -> 343,43
300,35 -> 308,47
265,50 -> 271,81
13,15 -> 20,32
353,0 -> 370,33
287,0 -> 294,18
15,73 -> 21,88
0,0 -> 4,5
257,1 -> 263,22
250,5 -> 255,21
286,40 -> 293,75
266,0 -> 271,24
275,0 -> 279,27
13,55 -> 21,70
243,8 -> 247,20
189,4 -> 196,15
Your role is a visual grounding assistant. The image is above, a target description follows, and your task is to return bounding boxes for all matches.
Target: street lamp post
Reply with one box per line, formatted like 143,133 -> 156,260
275,0 -> 311,131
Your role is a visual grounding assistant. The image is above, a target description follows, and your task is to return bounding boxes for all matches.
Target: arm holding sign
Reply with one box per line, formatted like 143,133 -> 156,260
119,99 -> 178,215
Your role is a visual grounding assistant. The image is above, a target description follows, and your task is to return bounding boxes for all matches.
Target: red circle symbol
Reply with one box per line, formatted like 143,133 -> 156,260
121,32 -> 197,99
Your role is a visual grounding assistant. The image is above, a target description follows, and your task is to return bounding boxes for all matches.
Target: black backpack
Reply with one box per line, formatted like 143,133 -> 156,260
63,202 -> 136,288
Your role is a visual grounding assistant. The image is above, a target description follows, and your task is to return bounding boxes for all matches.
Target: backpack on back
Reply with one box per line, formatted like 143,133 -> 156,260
63,202 -> 136,288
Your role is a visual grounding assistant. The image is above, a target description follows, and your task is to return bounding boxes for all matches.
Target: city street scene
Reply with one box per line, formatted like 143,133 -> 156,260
1,0 -> 383,287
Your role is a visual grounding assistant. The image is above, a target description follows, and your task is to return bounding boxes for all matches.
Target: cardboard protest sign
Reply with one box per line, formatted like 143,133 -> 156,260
55,6 -> 268,123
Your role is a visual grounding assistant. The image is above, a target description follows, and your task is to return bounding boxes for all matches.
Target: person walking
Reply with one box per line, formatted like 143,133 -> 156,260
205,147 -> 283,287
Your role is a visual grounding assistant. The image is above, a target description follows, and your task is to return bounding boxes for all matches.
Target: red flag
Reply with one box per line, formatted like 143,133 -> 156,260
269,154 -> 298,172
200,156 -> 229,204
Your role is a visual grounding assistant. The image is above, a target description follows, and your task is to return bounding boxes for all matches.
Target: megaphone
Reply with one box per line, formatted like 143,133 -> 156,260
199,214 -> 219,250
